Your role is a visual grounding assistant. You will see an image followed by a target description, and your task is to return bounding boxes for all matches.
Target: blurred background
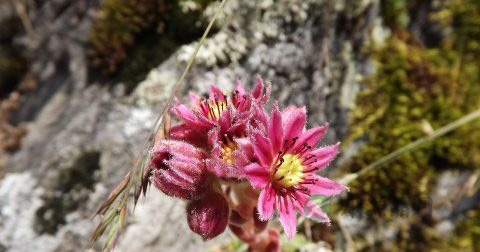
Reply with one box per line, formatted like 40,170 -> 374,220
0,0 -> 479,251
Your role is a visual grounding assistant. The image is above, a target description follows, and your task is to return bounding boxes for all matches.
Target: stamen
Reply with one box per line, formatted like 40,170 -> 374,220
289,192 -> 298,201
275,158 -> 285,171
300,178 -> 318,185
282,137 -> 298,154
303,155 -> 316,162
303,159 -> 317,166
295,187 -> 310,196
302,166 -> 318,173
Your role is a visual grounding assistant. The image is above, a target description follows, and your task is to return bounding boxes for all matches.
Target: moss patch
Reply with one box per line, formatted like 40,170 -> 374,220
88,0 -> 216,93
337,0 -> 480,250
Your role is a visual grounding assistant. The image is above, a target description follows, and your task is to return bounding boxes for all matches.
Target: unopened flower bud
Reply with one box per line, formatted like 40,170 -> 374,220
186,192 -> 229,240
150,140 -> 207,200
264,229 -> 281,252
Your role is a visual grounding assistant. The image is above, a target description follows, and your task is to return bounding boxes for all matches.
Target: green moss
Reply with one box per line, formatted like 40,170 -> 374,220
448,210 -> 480,251
88,0 -> 216,93
340,0 -> 480,217
380,0 -> 409,29
355,210 -> 480,252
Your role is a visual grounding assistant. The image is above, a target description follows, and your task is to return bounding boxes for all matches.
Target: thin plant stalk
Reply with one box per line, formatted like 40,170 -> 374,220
340,107 -> 480,185
91,0 -> 229,250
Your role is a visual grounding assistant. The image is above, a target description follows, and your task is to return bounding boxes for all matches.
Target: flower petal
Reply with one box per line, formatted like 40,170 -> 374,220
189,92 -> 201,107
282,106 -> 306,140
205,158 -> 241,178
235,80 -> 246,96
218,108 -> 232,132
252,76 -> 264,99
168,124 -> 207,148
235,138 -> 254,160
306,143 -> 340,170
258,80 -> 271,105
209,85 -> 226,102
304,175 -> 347,197
257,183 -> 276,220
245,163 -> 270,189
278,196 -> 297,239
292,123 -> 329,153
303,202 -> 330,223
252,103 -> 268,132
251,131 -> 273,166
268,104 -> 283,154
172,104 -> 197,123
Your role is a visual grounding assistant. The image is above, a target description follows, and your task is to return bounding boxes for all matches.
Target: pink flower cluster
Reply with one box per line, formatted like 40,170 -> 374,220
149,77 -> 346,250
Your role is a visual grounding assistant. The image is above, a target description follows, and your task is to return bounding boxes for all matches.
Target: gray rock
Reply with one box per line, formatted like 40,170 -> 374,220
2,0 -> 381,251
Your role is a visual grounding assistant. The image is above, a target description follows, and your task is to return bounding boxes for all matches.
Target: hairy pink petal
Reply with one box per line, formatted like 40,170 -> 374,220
189,92 -> 201,107
293,123 -> 329,153
228,121 -> 247,137
168,124 -> 207,148
251,131 -> 273,166
207,127 -> 220,146
304,203 -> 330,223
205,158 -> 241,178
259,80 -> 271,105
307,143 -> 340,170
172,104 -> 197,124
218,108 -> 232,132
194,110 -> 216,128
292,191 -> 330,222
235,138 -> 254,159
164,159 -> 203,183
282,106 -> 307,140
245,163 -> 270,189
252,77 -> 264,99
258,183 -> 276,220
160,168 -> 196,190
153,140 -> 206,159
235,80 -> 246,96
252,103 -> 268,132
304,175 -> 347,197
152,174 -> 194,199
269,104 -> 283,154
209,85 -> 226,102
278,196 -> 297,239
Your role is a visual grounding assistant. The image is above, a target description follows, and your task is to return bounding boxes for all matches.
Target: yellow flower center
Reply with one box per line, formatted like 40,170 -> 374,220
273,154 -> 305,188
220,140 -> 237,164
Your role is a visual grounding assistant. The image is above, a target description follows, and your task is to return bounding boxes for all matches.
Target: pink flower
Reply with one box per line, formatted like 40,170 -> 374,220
171,77 -> 271,136
244,104 -> 346,239
170,77 -> 271,179
205,107 -> 255,178
234,77 -> 271,106
150,140 -> 207,200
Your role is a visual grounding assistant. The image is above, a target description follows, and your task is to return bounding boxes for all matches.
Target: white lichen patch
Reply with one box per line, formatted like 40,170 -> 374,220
177,0 -> 323,67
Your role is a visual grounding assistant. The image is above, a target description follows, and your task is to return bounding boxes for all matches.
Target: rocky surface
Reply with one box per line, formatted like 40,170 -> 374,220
1,0 -> 380,251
